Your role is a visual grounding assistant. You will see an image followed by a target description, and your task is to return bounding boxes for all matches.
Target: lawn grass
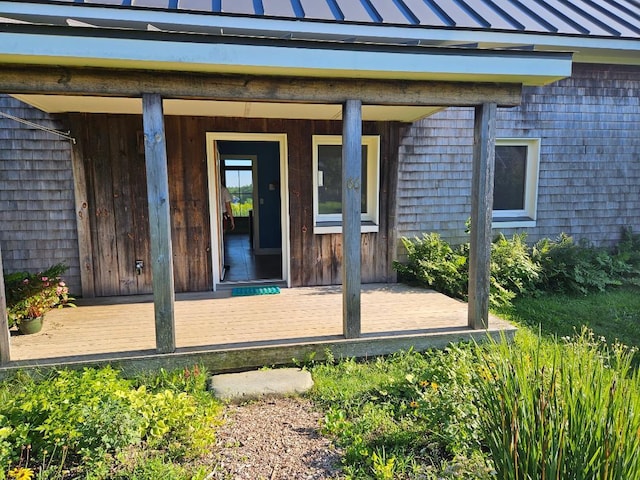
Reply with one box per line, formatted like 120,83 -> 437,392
496,285 -> 640,349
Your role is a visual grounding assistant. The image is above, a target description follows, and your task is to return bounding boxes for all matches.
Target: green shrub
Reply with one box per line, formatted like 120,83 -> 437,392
0,366 -> 220,477
490,233 -> 540,295
532,234 -> 633,294
474,330 -> 640,480
396,228 -> 640,303
614,226 -> 640,284
394,233 -> 468,301
394,232 -> 540,307
489,233 -> 540,308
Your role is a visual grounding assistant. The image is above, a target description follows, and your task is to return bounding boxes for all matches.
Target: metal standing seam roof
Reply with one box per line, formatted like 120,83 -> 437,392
1,0 -> 639,39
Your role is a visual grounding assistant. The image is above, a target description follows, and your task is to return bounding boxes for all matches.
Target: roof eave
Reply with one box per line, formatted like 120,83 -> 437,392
0,28 -> 573,87
0,0 -> 637,68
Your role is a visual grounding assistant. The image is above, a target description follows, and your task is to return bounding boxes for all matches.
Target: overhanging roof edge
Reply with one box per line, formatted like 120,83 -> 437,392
0,29 -> 573,87
1,0 -> 638,51
0,22 -> 577,61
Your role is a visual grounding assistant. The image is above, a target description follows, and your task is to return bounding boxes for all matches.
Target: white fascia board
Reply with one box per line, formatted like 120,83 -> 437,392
0,31 -> 572,85
0,0 -> 637,63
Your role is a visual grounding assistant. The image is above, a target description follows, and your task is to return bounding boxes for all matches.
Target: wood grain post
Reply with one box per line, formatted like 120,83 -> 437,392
0,245 -> 11,364
69,124 -> 96,298
468,103 -> 497,330
342,100 -> 362,339
142,93 -> 176,353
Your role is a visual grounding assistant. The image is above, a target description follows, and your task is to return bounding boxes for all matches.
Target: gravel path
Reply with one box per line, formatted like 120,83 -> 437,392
208,397 -> 343,479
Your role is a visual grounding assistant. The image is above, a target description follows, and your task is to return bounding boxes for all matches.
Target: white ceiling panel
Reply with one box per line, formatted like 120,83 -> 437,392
12,94 -> 443,122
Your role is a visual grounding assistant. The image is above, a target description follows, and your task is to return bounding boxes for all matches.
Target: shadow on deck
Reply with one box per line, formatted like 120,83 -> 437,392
3,284 -> 516,376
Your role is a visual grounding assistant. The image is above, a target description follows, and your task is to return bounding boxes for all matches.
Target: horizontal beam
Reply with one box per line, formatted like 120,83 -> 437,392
0,65 -> 522,107
0,326 -> 516,379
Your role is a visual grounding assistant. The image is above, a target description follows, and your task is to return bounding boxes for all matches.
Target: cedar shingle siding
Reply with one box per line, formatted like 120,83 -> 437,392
0,96 -> 80,291
397,63 -> 640,251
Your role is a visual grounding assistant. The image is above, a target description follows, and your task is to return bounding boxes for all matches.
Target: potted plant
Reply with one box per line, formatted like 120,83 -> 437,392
4,263 -> 75,335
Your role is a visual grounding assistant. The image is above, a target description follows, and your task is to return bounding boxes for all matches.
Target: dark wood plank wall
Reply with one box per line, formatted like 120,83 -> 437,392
287,119 -> 400,287
164,116 -> 212,292
69,114 -> 153,296
89,117 -> 119,295
69,114 -> 400,295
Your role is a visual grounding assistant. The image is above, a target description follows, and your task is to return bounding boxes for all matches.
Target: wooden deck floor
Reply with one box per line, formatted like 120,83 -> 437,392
6,284 -> 515,373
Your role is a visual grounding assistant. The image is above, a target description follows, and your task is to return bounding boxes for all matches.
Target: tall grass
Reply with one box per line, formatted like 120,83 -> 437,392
475,330 -> 640,480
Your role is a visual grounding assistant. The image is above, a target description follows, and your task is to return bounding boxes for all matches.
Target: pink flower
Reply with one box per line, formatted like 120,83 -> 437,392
22,279 -> 29,284
41,277 -> 48,282
58,281 -> 66,287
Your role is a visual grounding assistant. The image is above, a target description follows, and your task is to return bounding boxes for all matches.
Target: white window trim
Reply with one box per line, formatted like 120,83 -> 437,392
492,138 -> 540,228
312,135 -> 380,234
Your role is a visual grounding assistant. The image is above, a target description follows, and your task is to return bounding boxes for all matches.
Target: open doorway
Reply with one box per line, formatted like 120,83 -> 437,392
206,133 -> 290,290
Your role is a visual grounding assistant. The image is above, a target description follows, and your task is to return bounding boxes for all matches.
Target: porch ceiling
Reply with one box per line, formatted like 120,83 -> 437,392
11,94 -> 443,122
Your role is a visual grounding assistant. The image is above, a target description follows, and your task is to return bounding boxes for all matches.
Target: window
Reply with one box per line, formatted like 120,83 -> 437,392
222,156 -> 254,218
312,135 -> 380,234
493,138 -> 540,227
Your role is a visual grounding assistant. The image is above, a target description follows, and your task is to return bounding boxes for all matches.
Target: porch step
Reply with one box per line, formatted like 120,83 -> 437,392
209,368 -> 314,403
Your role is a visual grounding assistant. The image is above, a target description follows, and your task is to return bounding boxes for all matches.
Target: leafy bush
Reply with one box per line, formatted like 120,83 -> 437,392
489,233 -> 540,307
0,366 -> 220,478
490,233 -> 540,295
474,330 -> 640,480
532,234 -> 635,294
395,228 -> 640,303
394,233 -> 469,301
394,232 -> 540,307
613,226 -> 640,284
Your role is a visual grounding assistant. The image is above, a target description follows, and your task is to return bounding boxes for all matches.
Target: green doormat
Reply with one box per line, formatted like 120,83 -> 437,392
231,285 -> 281,297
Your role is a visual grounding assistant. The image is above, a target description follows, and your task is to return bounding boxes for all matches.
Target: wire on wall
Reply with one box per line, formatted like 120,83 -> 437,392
0,110 -> 76,144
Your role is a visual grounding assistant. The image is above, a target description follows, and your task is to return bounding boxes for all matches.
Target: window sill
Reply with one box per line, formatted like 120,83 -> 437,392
492,217 -> 536,229
314,221 -> 379,234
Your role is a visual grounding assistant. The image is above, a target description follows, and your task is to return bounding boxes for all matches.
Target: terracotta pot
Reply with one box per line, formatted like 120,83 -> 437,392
18,316 -> 44,335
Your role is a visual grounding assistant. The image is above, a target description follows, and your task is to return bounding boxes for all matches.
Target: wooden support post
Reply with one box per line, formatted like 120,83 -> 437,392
0,245 -> 11,364
69,125 -> 96,298
142,93 -> 176,353
468,103 -> 497,330
342,99 -> 362,339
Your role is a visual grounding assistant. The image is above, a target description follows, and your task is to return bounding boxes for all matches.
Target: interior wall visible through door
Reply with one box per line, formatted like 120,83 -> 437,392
206,133 -> 290,290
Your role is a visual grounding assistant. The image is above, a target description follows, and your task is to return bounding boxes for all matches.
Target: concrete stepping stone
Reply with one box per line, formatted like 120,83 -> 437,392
209,368 -> 314,403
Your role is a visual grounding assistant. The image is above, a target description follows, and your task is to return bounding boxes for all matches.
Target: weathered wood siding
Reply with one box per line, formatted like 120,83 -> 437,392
69,114 -> 154,296
0,95 -> 80,291
70,115 -> 400,294
397,63 -> 640,254
287,119 -> 399,287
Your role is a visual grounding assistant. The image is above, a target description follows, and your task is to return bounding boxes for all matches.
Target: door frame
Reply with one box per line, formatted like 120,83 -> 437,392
205,132 -> 290,291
